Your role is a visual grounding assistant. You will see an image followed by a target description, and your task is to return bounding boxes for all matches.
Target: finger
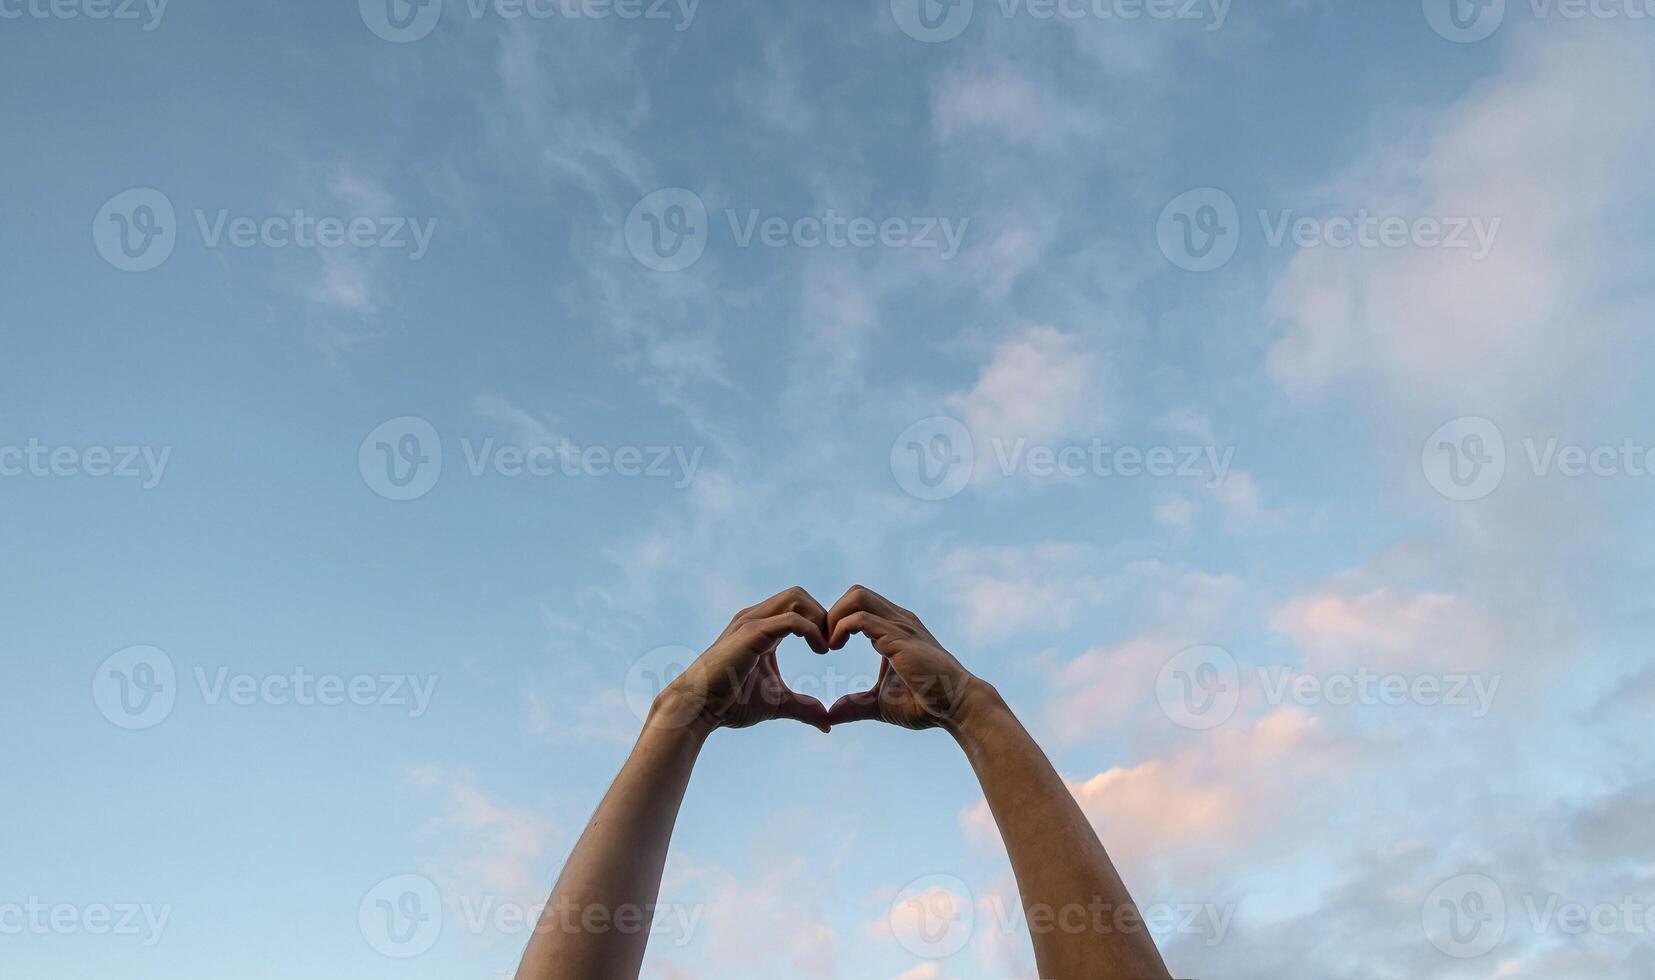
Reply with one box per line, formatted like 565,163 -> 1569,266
744,585 -> 828,622
828,610 -> 901,651
825,688 -> 882,726
826,584 -> 903,636
774,689 -> 831,733
827,656 -> 890,726
742,588 -> 830,644
740,611 -> 829,655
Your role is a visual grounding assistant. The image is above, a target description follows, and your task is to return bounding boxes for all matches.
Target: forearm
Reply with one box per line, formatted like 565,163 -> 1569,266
515,710 -> 708,980
951,684 -> 1171,980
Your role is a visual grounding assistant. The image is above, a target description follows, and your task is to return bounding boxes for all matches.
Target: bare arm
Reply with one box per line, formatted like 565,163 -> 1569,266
514,587 -> 832,980
825,585 -> 1171,980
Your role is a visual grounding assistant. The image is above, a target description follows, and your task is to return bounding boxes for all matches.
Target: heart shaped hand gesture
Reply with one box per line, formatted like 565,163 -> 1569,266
535,584 -> 1171,980
651,586 -> 833,735
823,585 -> 981,731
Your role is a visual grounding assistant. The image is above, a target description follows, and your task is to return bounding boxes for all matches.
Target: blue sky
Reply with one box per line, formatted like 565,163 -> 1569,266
3,0 -> 1654,977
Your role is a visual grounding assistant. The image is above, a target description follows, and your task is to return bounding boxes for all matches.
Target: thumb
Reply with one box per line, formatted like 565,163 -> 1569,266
825,688 -> 882,727
774,688 -> 831,733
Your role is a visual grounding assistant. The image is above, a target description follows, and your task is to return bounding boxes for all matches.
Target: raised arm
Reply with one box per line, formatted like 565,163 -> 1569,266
824,585 -> 1171,980
514,587 -> 832,980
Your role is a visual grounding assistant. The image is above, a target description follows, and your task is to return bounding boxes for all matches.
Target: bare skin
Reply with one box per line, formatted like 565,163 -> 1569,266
514,584 -> 1170,980
825,585 -> 1172,980
513,586 -> 832,980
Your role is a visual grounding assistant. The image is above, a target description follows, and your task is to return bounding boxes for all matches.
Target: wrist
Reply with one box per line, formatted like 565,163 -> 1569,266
945,677 -> 1011,744
645,688 -> 716,744
640,709 -> 713,755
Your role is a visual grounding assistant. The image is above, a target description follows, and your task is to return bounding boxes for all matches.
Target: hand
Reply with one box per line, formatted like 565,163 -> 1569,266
652,587 -> 832,735
823,585 -> 982,731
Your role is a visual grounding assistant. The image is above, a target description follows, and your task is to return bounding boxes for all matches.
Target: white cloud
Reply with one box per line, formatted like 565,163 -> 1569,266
965,708 -> 1359,893
927,542 -> 1107,642
1158,408 -> 1215,445
932,63 -> 1084,148
798,253 -> 880,382
489,18 -> 653,200
1210,468 -> 1262,522
1038,567 -> 1243,743
287,166 -> 400,322
472,394 -> 563,448
1153,496 -> 1198,531
663,855 -> 838,979
1266,26 -> 1655,409
408,767 -> 555,906
947,323 -> 1104,446
963,219 -> 1053,303
326,168 -> 396,215
1270,584 -> 1501,675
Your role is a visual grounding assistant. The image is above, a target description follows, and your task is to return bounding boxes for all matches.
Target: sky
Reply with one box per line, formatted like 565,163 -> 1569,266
3,0 -> 1654,977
